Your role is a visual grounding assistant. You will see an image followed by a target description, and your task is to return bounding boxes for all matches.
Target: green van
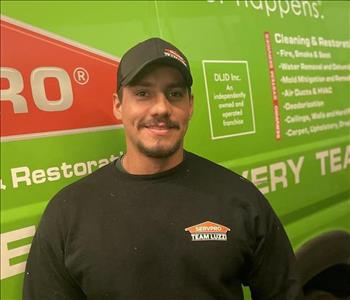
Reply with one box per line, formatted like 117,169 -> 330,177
1,1 -> 349,299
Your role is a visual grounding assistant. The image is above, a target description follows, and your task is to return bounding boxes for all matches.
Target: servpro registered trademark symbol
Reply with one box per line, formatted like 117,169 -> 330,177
73,67 -> 89,85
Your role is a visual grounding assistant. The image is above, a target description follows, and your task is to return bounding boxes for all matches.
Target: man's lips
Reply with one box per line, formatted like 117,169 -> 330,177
144,123 -> 175,136
139,120 -> 180,136
147,127 -> 171,136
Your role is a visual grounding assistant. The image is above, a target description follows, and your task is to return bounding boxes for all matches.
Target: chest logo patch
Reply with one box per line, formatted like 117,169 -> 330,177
185,221 -> 230,242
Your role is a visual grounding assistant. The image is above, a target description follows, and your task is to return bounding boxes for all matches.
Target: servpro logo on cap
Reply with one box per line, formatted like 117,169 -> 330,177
164,48 -> 187,67
185,221 -> 231,242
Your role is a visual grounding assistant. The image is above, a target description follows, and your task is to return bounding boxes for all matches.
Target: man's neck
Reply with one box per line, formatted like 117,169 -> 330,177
122,149 -> 184,175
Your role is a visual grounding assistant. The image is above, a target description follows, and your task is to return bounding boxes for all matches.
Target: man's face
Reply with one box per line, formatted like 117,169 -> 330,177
114,64 -> 193,159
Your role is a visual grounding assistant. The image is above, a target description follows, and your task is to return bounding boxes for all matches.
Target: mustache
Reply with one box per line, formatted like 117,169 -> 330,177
138,117 -> 180,130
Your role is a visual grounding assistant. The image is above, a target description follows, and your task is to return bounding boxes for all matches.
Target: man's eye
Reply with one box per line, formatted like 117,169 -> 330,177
168,90 -> 184,98
136,91 -> 149,97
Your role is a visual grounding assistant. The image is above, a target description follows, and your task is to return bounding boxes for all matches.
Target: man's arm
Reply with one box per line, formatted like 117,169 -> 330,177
242,190 -> 304,300
23,194 -> 85,300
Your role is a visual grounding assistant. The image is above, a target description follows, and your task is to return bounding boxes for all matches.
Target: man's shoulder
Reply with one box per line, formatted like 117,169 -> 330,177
186,151 -> 256,189
65,161 -> 116,190
185,151 -> 268,215
48,161 -> 117,206
187,151 -> 245,179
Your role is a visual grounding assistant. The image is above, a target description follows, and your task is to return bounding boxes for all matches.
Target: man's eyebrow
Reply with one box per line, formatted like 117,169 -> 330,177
129,81 -> 187,88
167,82 -> 187,89
129,81 -> 153,87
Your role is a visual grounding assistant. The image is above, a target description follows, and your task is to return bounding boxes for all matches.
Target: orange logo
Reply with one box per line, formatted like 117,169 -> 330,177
185,221 -> 230,242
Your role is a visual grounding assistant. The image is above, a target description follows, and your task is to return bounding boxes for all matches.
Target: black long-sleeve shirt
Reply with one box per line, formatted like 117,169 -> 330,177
23,151 -> 303,299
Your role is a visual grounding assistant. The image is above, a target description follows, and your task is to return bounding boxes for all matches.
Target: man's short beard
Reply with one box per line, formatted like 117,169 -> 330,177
136,139 -> 182,159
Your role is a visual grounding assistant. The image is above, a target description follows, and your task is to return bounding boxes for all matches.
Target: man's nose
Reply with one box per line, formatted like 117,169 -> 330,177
151,93 -> 172,116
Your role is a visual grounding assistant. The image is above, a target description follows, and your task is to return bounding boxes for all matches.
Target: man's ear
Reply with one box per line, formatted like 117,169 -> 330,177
113,93 -> 122,120
189,94 -> 194,119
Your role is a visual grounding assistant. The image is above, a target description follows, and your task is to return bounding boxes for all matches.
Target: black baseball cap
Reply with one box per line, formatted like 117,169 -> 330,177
117,37 -> 193,92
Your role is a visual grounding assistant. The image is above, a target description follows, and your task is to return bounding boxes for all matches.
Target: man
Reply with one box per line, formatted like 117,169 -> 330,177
23,38 -> 303,299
